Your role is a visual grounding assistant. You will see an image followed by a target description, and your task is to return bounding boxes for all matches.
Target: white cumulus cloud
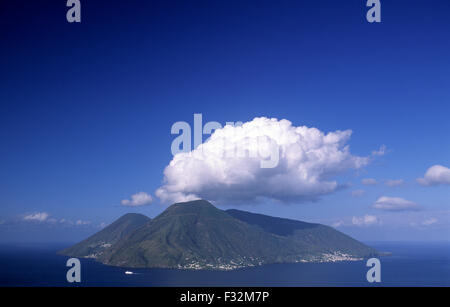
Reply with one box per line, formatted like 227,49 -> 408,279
417,165 -> 450,186
156,117 -> 371,204
23,212 -> 50,222
121,192 -> 153,206
352,215 -> 380,226
372,196 -> 420,211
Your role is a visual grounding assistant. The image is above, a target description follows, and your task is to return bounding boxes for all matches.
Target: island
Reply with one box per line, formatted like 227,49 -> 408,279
60,200 -> 378,270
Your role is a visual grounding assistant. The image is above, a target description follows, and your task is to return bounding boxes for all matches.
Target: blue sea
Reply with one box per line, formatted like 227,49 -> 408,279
0,242 -> 448,287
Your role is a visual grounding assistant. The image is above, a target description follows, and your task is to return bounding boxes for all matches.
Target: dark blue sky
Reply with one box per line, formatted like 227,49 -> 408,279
0,0 -> 449,242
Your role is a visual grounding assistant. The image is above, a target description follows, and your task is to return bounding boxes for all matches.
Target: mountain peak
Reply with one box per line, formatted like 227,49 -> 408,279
172,199 -> 215,208
160,199 -> 225,218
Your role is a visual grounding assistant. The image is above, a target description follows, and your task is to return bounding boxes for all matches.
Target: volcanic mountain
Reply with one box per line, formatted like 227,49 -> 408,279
59,213 -> 150,258
61,200 -> 378,270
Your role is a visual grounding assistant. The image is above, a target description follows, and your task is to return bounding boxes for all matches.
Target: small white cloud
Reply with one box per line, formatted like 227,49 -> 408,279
121,192 -> 153,207
421,218 -> 438,226
362,178 -> 377,186
331,220 -> 344,228
75,220 -> 91,226
372,145 -> 387,156
351,189 -> 365,197
352,215 -> 380,226
99,222 -> 107,228
16,213 -> 94,228
23,212 -> 50,222
385,179 -> 404,187
372,196 -> 420,212
417,165 -> 450,186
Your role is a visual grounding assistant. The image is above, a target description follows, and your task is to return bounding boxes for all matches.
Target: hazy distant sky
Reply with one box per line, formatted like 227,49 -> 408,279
0,0 -> 449,242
